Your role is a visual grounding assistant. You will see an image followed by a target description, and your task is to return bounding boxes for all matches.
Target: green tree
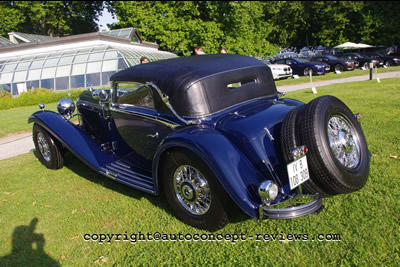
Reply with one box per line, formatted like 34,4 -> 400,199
0,1 -> 104,37
109,1 -> 278,57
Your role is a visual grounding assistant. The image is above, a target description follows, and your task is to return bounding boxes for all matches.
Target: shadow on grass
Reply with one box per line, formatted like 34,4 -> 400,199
0,218 -> 60,266
62,152 -> 174,216
62,152 -> 250,227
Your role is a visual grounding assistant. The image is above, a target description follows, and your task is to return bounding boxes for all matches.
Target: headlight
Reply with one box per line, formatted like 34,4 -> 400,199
57,98 -> 75,118
259,180 -> 279,204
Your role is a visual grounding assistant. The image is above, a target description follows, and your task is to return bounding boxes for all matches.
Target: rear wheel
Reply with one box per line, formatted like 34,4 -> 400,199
303,67 -> 312,76
162,150 -> 230,231
385,60 -> 393,67
32,124 -> 64,169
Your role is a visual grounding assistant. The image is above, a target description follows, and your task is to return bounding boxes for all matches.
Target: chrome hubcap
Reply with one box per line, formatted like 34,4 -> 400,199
327,115 -> 360,169
37,132 -> 51,162
173,165 -> 211,215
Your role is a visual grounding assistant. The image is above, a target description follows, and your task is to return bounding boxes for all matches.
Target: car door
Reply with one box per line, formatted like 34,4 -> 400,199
110,82 -> 179,160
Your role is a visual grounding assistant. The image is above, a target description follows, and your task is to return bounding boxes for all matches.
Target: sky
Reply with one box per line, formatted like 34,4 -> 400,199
97,8 -> 119,31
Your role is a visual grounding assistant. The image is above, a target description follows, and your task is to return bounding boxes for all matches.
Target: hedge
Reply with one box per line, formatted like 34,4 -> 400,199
0,88 -> 86,110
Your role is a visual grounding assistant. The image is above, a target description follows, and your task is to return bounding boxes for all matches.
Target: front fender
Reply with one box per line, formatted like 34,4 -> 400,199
153,125 -> 266,219
29,110 -> 118,169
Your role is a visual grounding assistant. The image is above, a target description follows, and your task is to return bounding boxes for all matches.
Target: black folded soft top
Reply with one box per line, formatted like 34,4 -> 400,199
111,54 -> 278,118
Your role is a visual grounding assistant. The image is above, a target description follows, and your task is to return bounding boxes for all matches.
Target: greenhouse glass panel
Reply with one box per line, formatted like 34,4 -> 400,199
74,54 -> 89,63
86,73 -> 100,87
56,65 -> 71,77
86,62 -> 102,74
16,61 -> 31,71
3,64 -> 17,72
58,56 -> 73,65
0,84 -> 11,93
101,71 -> 115,86
0,72 -> 13,84
13,71 -> 27,82
28,69 -> 42,80
88,52 -> 104,62
103,51 -> 118,60
56,77 -> 69,90
41,79 -> 54,89
118,58 -> 128,70
71,63 -> 86,75
30,60 -> 45,69
43,58 -> 59,67
71,75 -> 84,88
41,67 -> 56,79
102,59 -> 117,72
27,80 -> 39,90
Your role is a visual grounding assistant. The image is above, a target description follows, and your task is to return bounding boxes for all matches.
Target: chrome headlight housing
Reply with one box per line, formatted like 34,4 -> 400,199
57,98 -> 75,118
259,180 -> 279,204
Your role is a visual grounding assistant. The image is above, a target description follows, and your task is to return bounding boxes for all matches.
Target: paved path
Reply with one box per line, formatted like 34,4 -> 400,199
276,71 -> 400,92
1,71 -> 400,160
0,132 -> 34,160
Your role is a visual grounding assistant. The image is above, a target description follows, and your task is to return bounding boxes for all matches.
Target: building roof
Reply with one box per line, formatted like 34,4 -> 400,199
0,36 -> 14,47
0,28 -> 156,54
0,28 -> 177,95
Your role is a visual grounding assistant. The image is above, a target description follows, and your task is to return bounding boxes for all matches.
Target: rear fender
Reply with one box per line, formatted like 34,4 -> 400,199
29,111 -> 118,169
153,126 -> 265,218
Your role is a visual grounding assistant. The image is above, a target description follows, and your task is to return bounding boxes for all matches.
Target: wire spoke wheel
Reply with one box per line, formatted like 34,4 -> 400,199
173,165 -> 211,215
37,132 -> 52,162
327,115 -> 361,169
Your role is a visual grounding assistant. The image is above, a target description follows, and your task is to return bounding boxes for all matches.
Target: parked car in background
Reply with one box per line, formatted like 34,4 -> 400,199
29,54 -> 370,231
309,55 -> 357,72
338,53 -> 382,69
362,52 -> 400,67
273,57 -> 329,76
263,61 -> 293,80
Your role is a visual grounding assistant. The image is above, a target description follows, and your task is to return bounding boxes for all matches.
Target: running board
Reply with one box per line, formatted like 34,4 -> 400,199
99,152 -> 156,195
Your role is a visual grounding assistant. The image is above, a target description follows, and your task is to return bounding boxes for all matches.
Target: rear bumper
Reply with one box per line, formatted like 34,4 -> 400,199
259,194 -> 323,219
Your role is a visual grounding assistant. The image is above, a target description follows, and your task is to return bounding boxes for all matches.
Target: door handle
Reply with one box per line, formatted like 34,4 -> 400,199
147,132 -> 159,138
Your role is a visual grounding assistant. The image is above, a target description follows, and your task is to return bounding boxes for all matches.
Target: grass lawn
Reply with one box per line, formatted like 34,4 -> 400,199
0,78 -> 399,265
0,103 -> 58,137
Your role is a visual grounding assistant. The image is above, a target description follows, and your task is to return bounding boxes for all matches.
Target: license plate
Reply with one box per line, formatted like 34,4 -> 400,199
287,156 -> 310,190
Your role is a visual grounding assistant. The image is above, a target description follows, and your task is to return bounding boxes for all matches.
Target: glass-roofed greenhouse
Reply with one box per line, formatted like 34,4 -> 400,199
0,28 -> 178,95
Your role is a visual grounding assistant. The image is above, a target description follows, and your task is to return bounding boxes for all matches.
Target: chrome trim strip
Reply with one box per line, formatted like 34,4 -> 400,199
259,194 -> 323,220
146,81 -> 190,125
110,107 -> 180,129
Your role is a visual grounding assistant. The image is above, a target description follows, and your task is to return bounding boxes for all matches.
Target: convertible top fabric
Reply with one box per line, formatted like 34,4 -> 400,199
110,54 -> 277,117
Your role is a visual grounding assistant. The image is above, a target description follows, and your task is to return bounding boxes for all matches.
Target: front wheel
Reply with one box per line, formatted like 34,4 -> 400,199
334,64 -> 344,72
162,150 -> 230,231
32,124 -> 64,169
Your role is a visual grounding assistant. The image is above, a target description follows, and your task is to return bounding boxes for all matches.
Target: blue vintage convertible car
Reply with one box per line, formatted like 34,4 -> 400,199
29,54 -> 370,231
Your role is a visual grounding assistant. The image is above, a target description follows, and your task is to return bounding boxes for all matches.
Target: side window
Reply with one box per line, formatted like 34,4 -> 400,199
115,82 -> 155,109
